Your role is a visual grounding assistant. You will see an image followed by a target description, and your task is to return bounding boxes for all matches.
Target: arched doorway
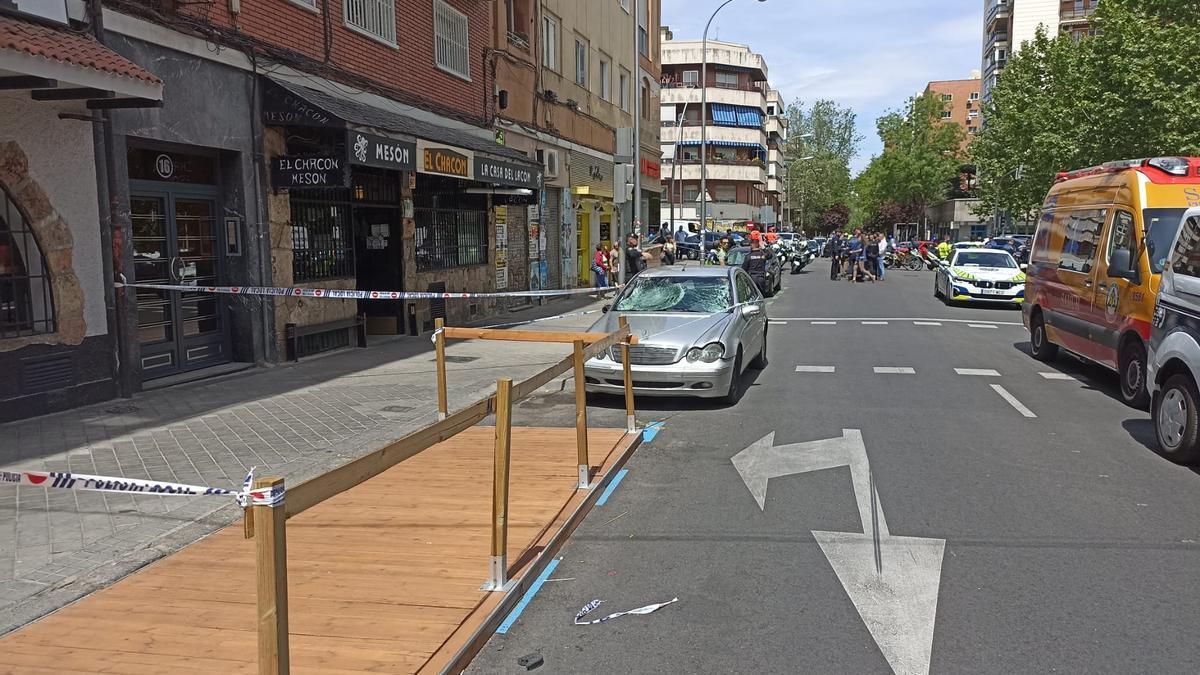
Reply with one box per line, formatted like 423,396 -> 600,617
0,186 -> 55,338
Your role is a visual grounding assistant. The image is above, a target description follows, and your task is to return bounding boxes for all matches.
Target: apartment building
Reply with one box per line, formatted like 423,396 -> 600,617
982,0 -> 1100,101
658,31 -> 786,231
493,0 -> 662,289
926,77 -> 983,144
1,0 -> 550,419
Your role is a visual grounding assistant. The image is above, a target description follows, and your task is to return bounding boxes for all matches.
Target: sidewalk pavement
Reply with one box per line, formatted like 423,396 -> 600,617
0,295 -> 609,634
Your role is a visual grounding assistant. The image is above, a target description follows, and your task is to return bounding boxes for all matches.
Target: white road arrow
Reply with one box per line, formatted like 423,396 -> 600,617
731,429 -> 945,675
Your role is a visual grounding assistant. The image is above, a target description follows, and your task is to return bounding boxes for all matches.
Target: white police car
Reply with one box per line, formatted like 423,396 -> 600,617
933,248 -> 1025,305
1149,207 -> 1200,464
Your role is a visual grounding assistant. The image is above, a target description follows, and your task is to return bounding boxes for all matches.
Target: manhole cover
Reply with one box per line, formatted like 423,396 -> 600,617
104,404 -> 139,415
438,355 -> 480,364
380,405 -> 413,413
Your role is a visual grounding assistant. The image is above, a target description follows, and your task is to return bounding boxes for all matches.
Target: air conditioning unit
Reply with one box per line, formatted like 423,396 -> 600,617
538,149 -> 561,179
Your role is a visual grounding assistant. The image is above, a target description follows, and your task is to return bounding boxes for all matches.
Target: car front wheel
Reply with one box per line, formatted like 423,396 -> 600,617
1154,374 -> 1200,464
723,350 -> 744,405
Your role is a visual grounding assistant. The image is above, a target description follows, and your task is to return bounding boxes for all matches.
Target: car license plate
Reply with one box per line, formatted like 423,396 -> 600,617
980,288 -> 1007,296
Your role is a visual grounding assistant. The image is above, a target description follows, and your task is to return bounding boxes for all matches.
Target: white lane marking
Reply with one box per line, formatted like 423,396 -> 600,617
774,317 -> 1023,326
955,368 -> 1001,377
1039,372 -> 1076,381
811,321 -> 837,325
862,321 -> 889,326
769,321 -> 789,325
913,321 -> 942,326
991,384 -> 1037,418
968,324 -> 998,329
795,366 -> 836,373
874,367 -> 916,374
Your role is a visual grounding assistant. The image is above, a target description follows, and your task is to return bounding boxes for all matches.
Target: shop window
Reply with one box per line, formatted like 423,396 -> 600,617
434,0 -> 470,79
290,188 -> 355,281
0,188 -> 55,338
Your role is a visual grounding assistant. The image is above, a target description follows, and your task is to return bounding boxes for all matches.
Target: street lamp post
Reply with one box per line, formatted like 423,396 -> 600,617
668,86 -> 697,237
700,0 -> 766,262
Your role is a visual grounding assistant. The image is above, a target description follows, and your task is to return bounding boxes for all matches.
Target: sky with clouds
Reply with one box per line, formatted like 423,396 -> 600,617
660,0 -> 985,173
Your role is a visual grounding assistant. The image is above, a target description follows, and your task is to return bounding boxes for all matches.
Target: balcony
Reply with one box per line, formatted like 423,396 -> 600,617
667,202 -> 762,224
661,85 -> 767,111
767,177 -> 783,194
661,124 -> 766,148
985,1 -> 1011,30
768,148 -> 785,166
765,117 -> 786,140
662,42 -> 768,80
1059,7 -> 1097,25
668,160 -> 767,185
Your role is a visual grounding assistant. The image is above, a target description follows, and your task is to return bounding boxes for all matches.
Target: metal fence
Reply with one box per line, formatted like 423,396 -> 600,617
414,207 -> 488,271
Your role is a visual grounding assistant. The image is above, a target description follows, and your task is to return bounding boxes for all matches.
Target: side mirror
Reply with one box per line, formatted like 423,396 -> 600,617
1108,249 -> 1140,284
742,304 -> 762,317
601,304 -> 611,313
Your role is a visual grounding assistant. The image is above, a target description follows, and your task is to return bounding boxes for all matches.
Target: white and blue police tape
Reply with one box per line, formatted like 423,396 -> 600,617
573,597 -> 679,625
115,281 -> 620,301
0,469 -> 284,507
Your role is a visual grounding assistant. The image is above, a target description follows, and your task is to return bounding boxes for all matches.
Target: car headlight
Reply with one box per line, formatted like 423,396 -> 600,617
686,342 -> 725,363
595,348 -> 609,361
952,276 -> 972,284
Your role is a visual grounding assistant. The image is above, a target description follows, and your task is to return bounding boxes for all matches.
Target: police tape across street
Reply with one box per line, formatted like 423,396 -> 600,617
0,468 -> 285,508
115,281 -> 623,301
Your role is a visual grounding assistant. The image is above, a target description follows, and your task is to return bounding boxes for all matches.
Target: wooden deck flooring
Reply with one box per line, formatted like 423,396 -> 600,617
0,426 -> 637,674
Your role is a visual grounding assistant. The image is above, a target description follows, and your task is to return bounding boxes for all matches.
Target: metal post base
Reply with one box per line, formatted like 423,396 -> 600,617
481,554 -> 516,592
438,411 -> 447,421
627,415 -> 637,434
577,464 -> 590,490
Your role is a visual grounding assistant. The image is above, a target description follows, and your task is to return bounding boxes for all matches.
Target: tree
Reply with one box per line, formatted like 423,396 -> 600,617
972,0 -> 1200,221
854,93 -> 965,227
784,100 -> 860,231
820,203 -> 850,233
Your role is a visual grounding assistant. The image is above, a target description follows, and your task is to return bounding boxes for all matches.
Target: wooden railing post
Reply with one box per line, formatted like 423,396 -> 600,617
617,316 -> 636,433
434,317 -> 448,420
253,476 -> 289,675
573,340 -> 590,489
484,379 -> 513,591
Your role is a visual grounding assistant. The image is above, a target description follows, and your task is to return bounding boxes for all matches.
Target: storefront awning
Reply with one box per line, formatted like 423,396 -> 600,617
0,15 -> 162,107
263,77 -> 542,190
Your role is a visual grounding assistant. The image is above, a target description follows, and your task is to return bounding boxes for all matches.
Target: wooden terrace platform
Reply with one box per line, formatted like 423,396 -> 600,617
0,426 -> 639,674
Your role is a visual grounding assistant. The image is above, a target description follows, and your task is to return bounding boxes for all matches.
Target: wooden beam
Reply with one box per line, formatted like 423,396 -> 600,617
434,318 -> 448,420
442,326 -> 637,345
86,97 -> 163,109
0,76 -> 56,90
286,396 -> 493,517
31,87 -> 113,101
252,476 -> 289,675
619,316 -> 635,432
573,340 -> 589,489
491,380 -> 513,560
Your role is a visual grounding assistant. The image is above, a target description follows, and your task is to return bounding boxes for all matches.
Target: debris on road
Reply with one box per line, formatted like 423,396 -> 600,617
573,597 -> 679,625
517,653 -> 544,670
602,510 -> 629,526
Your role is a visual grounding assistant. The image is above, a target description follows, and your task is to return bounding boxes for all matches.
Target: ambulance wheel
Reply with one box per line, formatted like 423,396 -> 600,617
1120,340 -> 1150,410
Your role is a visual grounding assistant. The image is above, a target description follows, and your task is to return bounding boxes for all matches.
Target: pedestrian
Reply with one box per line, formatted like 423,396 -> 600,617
743,230 -> 770,296
846,230 -> 863,282
863,233 -> 880,284
937,235 -> 953,261
876,233 -> 889,280
591,243 -> 609,295
828,232 -> 843,281
625,234 -> 650,277
716,237 -> 731,266
662,235 -> 677,266
608,242 -> 620,281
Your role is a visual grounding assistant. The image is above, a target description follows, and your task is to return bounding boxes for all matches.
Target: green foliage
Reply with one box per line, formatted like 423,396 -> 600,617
972,0 -> 1200,220
785,100 -> 860,232
854,92 -> 965,227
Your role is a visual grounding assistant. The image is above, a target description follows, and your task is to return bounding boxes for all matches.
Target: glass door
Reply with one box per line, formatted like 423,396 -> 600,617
131,193 -> 228,379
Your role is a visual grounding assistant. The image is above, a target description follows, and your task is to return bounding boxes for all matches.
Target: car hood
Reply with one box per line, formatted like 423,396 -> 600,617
589,311 -> 736,351
950,266 -> 1026,282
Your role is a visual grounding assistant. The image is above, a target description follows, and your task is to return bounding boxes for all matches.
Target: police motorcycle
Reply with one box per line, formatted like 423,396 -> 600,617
788,240 -> 816,274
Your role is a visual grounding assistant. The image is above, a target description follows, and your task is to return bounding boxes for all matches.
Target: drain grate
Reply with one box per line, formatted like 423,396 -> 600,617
104,404 -> 140,415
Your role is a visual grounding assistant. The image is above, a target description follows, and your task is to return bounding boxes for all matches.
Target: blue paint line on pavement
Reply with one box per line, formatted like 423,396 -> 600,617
642,422 -> 665,443
596,469 -> 629,506
496,557 -> 561,635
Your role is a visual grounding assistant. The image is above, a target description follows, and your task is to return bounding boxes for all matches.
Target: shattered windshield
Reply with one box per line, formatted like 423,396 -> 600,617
613,276 -> 733,313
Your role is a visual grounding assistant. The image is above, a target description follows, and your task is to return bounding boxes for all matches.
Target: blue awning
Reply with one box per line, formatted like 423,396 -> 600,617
711,104 -> 738,126
676,140 -> 765,149
736,107 -> 763,128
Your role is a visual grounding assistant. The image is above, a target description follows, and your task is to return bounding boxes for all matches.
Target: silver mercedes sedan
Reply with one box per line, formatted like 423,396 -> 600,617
583,266 -> 769,404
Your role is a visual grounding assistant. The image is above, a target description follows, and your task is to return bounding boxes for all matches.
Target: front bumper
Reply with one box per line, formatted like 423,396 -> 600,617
584,356 -> 735,398
951,282 -> 1024,304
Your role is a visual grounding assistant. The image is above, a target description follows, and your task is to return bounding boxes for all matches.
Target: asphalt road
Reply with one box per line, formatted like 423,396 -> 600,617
468,264 -> 1200,675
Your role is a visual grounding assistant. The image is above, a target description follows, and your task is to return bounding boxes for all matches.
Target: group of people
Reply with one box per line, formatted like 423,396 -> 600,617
591,235 -> 653,292
826,230 -> 894,283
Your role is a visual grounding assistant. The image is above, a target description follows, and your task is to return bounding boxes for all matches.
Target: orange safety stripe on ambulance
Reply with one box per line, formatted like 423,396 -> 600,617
1024,157 -> 1200,409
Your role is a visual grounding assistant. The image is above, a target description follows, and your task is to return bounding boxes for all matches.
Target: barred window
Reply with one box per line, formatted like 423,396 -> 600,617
433,0 -> 470,80
0,188 -> 55,338
414,208 -> 488,270
345,0 -> 397,46
290,188 -> 354,281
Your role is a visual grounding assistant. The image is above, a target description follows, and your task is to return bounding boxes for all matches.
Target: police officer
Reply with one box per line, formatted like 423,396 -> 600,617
828,232 -> 843,281
743,230 -> 770,295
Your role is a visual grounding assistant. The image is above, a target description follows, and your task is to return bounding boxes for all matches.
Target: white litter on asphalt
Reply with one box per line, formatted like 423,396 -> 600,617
913,321 -> 942,326
955,368 -> 1001,377
1039,372 -> 1076,381
874,367 -> 916,374
573,597 -> 679,625
991,385 -> 1037,418
795,366 -> 836,373
968,324 -> 998,329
